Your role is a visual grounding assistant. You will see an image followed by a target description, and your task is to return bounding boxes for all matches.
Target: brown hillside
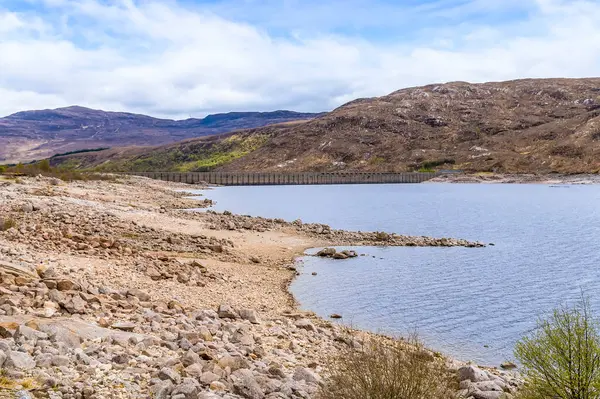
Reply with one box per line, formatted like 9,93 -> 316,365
53,78 -> 600,174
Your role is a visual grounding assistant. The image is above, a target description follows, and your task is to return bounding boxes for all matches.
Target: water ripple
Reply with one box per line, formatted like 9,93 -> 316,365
190,183 -> 600,365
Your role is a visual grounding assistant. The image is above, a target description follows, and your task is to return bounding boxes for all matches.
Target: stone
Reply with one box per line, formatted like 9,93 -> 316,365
0,322 -> 18,338
239,309 -> 261,324
15,325 -> 47,343
200,371 -> 220,385
158,367 -> 181,384
316,248 -> 336,257
332,252 -> 349,259
51,355 -> 70,367
232,369 -> 265,399
293,367 -> 321,385
112,322 -> 136,332
500,361 -> 517,370
218,354 -> 248,371
458,365 -> 489,382
21,203 -> 34,213
112,353 -> 129,364
37,266 -> 56,279
66,295 -> 86,313
6,351 -> 36,370
40,324 -> 81,349
295,319 -> 316,332
150,380 -> 174,399
218,304 -> 238,319
181,349 -> 201,367
57,279 -> 77,291
199,326 -> 213,342
147,267 -> 162,280
128,288 -> 151,301
172,379 -> 200,399
472,391 -> 506,399
42,301 -> 59,318
199,393 -> 222,399
184,363 -> 204,378
474,381 -> 504,392
15,391 -> 33,399
341,250 -> 358,258
14,276 -> 31,286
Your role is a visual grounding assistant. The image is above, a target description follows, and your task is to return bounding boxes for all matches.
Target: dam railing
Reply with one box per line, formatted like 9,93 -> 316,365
126,171 -> 441,185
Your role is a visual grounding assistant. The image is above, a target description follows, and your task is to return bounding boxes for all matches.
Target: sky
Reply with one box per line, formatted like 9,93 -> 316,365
0,0 -> 599,119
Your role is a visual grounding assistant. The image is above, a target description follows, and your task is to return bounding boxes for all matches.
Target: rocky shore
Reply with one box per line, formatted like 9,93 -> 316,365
0,175 -> 516,398
429,173 -> 600,184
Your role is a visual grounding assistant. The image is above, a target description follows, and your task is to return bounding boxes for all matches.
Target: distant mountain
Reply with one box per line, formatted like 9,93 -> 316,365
0,106 -> 324,162
52,78 -> 600,174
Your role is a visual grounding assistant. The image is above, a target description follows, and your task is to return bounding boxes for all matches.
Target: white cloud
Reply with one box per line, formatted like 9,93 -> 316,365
0,0 -> 599,119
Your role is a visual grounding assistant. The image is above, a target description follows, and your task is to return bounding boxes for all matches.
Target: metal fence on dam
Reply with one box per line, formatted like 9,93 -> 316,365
128,171 -> 440,185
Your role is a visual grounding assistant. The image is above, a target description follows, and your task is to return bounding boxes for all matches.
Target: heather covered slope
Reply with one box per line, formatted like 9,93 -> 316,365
220,78 -> 600,173
52,78 -> 600,174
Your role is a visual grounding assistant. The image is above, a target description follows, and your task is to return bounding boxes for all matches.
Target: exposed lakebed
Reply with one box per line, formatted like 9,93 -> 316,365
190,183 -> 600,366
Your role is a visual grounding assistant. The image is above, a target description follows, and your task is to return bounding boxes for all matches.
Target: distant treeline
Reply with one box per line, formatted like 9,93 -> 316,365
50,147 -> 109,158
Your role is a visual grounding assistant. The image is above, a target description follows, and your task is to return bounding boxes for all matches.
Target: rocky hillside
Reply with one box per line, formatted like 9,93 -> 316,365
51,78 -> 600,174
0,106 -> 323,163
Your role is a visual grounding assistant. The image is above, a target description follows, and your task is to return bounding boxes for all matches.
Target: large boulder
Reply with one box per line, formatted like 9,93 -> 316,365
458,365 -> 489,382
232,369 -> 265,399
293,367 -> 321,385
5,351 -> 36,370
217,304 -> 238,319
239,309 -> 261,324
316,248 -> 336,257
171,378 -> 201,399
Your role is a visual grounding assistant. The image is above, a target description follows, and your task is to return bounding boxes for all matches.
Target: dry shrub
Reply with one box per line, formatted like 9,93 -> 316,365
319,336 -> 458,399
0,161 -> 115,182
0,218 -> 17,231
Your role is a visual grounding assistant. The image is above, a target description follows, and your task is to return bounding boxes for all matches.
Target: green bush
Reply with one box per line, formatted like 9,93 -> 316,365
38,159 -> 51,172
515,298 -> 600,399
319,336 -> 457,399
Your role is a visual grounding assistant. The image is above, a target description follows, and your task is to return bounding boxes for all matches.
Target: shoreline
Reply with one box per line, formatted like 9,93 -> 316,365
0,175 -> 519,398
428,172 -> 600,184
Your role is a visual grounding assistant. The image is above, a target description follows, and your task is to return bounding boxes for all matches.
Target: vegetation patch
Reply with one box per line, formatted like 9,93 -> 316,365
415,159 -> 456,172
0,160 -> 115,181
516,297 -> 600,399
94,133 -> 270,173
50,147 -> 109,158
319,336 -> 458,399
0,218 -> 17,231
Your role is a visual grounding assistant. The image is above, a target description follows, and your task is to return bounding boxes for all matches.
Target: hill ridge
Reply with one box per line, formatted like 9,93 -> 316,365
0,107 -> 324,162
50,77 -> 600,174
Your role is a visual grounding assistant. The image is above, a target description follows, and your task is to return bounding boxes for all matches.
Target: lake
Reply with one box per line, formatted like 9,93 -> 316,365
189,183 -> 600,366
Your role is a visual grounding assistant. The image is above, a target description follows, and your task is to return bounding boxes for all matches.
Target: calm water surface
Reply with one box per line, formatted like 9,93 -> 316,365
190,184 -> 600,365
